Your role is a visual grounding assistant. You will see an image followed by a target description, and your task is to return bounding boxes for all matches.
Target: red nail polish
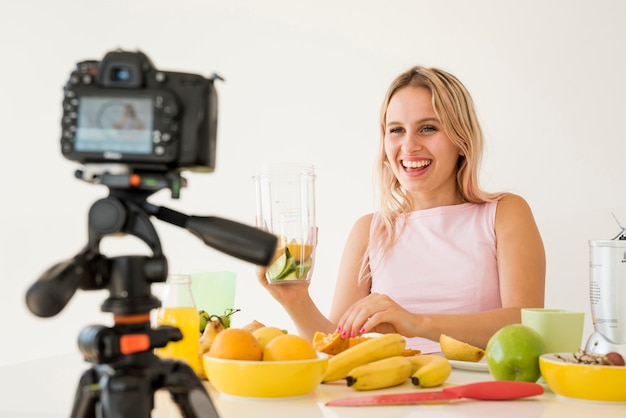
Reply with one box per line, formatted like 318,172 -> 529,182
359,327 -> 365,334
337,326 -> 342,333
341,330 -> 346,338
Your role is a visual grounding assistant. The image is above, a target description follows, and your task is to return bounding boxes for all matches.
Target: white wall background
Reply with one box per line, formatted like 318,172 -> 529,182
1,0 -> 625,367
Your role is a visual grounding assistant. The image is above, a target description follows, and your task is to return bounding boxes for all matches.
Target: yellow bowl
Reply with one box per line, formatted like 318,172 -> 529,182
203,353 -> 328,398
539,353 -> 626,402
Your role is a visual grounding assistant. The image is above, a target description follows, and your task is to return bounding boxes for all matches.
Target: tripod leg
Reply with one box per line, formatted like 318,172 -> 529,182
71,366 -> 156,418
100,372 -> 154,418
70,368 -> 100,418
162,360 -> 220,418
171,386 -> 219,418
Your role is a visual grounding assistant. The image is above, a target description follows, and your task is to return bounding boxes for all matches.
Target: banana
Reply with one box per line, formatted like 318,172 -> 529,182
346,355 -> 412,390
322,333 -> 406,382
439,334 -> 485,362
408,354 -> 452,388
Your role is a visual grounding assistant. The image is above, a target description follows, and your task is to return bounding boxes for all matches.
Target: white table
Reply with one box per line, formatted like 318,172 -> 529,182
1,353 -> 624,418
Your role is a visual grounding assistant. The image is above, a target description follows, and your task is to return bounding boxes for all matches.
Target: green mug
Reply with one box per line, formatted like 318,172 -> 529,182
521,308 -> 584,353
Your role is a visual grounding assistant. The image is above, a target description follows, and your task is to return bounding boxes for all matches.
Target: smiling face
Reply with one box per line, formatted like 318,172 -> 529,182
383,86 -> 463,209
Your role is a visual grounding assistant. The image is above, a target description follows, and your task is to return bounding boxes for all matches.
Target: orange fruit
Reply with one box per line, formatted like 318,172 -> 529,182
312,331 -> 350,355
263,334 -> 317,361
208,328 -> 263,361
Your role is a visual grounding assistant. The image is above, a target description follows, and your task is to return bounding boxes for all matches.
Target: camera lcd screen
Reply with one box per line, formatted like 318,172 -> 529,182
75,96 -> 154,154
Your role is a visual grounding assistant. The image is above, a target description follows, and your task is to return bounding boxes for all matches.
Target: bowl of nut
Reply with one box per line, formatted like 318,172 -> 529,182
539,351 -> 626,402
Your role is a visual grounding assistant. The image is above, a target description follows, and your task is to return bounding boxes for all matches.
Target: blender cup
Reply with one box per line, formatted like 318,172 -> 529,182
254,163 -> 316,284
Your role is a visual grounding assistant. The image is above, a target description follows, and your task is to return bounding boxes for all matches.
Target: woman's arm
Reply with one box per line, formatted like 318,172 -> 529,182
329,214 -> 374,330
337,194 -> 546,348
257,214 -> 374,340
415,194 -> 546,347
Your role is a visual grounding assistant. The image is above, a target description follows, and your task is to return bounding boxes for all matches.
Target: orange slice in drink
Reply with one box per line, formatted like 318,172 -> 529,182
286,243 -> 314,262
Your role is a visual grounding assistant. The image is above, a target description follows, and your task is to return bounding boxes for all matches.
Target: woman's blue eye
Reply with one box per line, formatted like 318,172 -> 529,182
389,127 -> 403,134
421,125 -> 436,133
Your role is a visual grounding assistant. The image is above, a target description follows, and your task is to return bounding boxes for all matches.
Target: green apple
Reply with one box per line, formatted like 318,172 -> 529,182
486,324 -> 546,382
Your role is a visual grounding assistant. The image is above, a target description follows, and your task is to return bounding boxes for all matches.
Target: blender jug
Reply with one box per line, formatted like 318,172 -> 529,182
254,163 -> 317,284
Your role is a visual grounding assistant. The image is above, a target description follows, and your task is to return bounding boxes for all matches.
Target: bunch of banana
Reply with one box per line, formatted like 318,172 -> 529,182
345,356 -> 412,390
322,333 -> 406,382
407,354 -> 452,388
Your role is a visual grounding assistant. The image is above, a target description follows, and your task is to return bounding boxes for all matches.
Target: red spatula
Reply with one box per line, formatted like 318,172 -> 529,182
325,381 -> 544,406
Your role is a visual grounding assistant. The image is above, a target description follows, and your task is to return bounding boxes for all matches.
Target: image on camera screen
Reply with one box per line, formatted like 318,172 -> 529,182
75,96 -> 154,155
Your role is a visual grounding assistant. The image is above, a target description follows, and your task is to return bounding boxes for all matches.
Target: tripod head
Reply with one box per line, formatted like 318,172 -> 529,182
26,165 -> 277,318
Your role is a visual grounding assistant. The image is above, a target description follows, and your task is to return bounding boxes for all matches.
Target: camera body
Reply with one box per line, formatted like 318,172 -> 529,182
61,50 -> 219,172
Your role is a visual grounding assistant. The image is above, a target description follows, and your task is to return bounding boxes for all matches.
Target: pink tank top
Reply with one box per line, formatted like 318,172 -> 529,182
369,202 -> 501,353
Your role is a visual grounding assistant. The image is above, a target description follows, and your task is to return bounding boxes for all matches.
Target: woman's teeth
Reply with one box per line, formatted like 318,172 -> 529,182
402,160 -> 432,169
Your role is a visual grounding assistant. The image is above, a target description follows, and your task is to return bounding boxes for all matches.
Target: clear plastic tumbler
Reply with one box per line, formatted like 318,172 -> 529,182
254,163 -> 316,284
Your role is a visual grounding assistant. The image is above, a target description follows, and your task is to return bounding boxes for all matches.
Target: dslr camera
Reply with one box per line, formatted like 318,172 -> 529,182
60,50 -> 220,172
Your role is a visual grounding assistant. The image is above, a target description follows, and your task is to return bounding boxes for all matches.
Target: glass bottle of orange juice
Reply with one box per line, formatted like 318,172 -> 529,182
154,274 -> 200,374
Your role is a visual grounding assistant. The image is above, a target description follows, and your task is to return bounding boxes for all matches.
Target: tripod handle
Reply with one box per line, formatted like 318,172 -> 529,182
187,215 -> 277,266
25,249 -> 93,317
145,203 -> 277,266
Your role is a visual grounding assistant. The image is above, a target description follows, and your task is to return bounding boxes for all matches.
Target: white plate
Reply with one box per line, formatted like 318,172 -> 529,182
448,359 -> 490,372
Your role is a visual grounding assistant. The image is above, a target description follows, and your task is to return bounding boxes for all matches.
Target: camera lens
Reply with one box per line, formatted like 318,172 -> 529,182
111,66 -> 131,81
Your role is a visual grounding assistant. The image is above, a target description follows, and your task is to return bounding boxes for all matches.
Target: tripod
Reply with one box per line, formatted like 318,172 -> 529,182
26,169 -> 277,418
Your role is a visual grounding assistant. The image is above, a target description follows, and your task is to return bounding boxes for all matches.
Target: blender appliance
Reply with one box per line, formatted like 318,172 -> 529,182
586,222 -> 626,357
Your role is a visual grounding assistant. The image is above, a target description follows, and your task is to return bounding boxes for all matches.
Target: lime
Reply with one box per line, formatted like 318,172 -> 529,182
275,255 -> 296,279
296,259 -> 313,279
267,248 -> 297,280
266,250 -> 287,279
280,270 -> 298,280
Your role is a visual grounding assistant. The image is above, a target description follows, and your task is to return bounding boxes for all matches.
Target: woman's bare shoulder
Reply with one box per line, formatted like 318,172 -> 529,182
354,213 -> 374,226
494,193 -> 539,230
347,213 -> 374,238
495,193 -> 533,214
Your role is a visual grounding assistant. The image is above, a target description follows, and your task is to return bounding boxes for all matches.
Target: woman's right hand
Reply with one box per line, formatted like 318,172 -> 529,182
256,266 -> 311,308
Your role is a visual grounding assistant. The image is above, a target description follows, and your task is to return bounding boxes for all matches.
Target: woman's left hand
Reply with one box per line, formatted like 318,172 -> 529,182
336,292 -> 418,339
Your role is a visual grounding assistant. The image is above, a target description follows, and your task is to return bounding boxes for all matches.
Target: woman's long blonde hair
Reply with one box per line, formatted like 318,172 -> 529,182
364,66 -> 503,280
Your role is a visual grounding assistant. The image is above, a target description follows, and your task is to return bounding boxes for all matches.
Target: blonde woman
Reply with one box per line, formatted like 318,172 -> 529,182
258,66 -> 545,352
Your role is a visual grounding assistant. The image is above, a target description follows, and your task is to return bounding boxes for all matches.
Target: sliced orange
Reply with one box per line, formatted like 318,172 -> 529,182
348,335 -> 374,347
402,348 -> 422,356
312,331 -> 351,355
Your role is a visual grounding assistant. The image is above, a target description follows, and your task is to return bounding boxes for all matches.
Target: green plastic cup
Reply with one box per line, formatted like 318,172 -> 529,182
190,271 -> 236,316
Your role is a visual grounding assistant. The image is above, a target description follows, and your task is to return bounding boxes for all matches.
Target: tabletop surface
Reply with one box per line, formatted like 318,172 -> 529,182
1,352 -> 625,418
